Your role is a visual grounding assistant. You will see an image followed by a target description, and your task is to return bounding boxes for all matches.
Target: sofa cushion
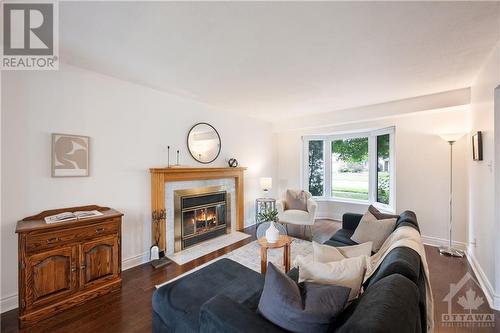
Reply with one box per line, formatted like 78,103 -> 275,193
364,247 -> 421,288
279,209 -> 311,224
286,189 -> 309,211
313,241 -> 372,263
294,255 -> 366,301
327,228 -> 358,246
351,211 -> 397,252
368,205 -> 399,220
396,211 -> 420,232
200,294 -> 287,333
333,274 -> 421,333
258,263 -> 350,333
152,258 -> 264,332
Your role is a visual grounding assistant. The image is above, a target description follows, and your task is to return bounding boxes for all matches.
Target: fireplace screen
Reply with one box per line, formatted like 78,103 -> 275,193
174,188 -> 230,251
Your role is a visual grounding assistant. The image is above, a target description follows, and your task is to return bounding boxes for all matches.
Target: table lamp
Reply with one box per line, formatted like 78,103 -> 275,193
260,177 -> 272,197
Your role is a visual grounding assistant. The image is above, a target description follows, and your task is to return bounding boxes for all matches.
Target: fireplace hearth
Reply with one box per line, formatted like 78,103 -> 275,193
174,186 -> 230,252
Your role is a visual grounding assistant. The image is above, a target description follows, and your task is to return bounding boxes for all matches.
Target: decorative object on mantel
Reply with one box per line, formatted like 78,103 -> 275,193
438,133 -> 465,257
227,157 -> 239,167
472,131 -> 483,161
166,146 -> 184,168
151,209 -> 172,268
167,146 -> 171,167
16,205 -> 122,327
149,167 -> 246,253
51,133 -> 90,177
187,122 -> 221,164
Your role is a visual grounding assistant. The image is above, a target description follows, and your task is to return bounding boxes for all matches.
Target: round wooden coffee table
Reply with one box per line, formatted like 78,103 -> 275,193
258,235 -> 292,274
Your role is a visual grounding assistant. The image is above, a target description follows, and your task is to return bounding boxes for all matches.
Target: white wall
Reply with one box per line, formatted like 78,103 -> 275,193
469,41 -> 500,309
0,64 -> 276,312
275,108 -> 469,248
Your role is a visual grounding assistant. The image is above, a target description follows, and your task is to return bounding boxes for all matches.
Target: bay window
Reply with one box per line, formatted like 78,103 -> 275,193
303,127 -> 395,210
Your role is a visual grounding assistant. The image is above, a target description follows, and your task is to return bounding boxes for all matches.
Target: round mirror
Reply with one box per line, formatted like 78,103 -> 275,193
187,123 -> 221,164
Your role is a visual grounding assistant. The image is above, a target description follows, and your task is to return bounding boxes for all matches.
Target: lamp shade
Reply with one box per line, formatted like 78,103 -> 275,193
439,133 -> 465,143
260,177 -> 272,191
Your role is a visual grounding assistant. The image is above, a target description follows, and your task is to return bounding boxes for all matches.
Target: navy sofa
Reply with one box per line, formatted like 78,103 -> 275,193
153,211 -> 427,333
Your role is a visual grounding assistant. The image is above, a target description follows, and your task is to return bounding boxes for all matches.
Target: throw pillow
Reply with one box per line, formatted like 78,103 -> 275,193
368,204 -> 399,220
350,211 -> 397,252
295,255 -> 366,301
313,241 -> 373,263
286,189 -> 308,211
258,262 -> 350,333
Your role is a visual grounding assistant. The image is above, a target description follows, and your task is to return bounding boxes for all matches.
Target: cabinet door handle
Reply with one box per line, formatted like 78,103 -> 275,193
47,237 -> 59,243
80,265 -> 86,270
71,266 -> 77,272
95,228 -> 105,233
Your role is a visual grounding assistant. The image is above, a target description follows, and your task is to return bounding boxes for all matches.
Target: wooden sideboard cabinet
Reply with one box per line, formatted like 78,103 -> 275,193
15,205 -> 123,327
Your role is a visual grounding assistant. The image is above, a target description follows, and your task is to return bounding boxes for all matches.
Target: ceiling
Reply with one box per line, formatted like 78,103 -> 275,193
60,2 -> 500,121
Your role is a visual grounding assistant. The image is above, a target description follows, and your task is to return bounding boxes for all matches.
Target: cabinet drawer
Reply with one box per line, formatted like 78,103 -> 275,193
26,220 -> 119,254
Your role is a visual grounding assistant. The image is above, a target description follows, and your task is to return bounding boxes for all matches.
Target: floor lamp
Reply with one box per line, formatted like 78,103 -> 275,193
439,133 -> 465,257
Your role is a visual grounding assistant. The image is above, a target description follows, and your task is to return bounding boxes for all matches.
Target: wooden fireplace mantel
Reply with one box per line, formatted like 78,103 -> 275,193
149,167 -> 247,252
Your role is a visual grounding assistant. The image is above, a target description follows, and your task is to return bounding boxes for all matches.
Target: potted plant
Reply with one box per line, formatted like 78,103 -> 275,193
258,209 -> 280,243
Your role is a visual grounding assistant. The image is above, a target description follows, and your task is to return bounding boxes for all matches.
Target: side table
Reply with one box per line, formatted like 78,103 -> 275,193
258,235 -> 292,274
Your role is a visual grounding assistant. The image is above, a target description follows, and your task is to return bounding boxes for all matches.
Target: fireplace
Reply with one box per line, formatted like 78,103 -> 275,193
174,186 -> 230,252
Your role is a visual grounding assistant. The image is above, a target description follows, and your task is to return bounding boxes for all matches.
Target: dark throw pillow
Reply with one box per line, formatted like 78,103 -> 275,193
258,262 -> 350,333
368,205 -> 399,220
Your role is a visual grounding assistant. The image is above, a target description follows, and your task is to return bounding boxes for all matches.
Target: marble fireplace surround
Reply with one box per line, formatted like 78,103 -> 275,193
150,167 -> 246,253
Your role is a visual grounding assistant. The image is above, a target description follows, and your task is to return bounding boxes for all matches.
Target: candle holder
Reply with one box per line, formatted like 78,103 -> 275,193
167,146 -> 171,168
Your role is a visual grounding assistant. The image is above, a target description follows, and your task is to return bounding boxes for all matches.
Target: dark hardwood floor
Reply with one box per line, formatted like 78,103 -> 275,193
2,223 -> 498,332
425,246 -> 499,333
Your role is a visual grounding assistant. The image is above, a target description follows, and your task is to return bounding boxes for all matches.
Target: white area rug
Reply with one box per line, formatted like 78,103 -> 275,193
156,237 -> 312,288
166,231 -> 251,265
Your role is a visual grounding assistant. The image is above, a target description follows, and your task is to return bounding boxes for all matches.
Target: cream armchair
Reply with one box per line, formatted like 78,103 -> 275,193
276,190 -> 318,239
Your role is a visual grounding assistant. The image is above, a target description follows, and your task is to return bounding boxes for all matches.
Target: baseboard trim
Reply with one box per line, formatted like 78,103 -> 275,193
0,293 -> 18,314
1,252 -> 151,314
420,235 -> 467,251
122,252 -> 149,271
466,248 -> 500,311
244,218 -> 256,228
316,213 -> 342,221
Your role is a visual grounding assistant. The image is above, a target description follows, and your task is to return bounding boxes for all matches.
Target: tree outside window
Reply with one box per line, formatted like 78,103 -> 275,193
377,134 -> 390,204
304,127 -> 394,208
332,138 -> 369,200
308,140 -> 324,196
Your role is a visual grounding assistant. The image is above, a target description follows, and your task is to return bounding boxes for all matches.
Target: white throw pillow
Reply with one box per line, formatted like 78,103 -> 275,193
351,211 -> 396,252
295,255 -> 367,301
313,241 -> 373,263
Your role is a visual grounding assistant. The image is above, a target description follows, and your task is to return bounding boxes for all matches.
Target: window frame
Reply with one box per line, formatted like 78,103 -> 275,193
302,126 -> 396,212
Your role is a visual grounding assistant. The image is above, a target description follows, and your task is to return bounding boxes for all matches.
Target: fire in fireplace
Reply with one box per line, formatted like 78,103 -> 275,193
174,186 -> 230,251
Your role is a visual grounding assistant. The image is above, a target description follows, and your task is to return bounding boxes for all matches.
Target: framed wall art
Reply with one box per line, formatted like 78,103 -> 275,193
472,131 -> 483,161
51,133 -> 90,177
